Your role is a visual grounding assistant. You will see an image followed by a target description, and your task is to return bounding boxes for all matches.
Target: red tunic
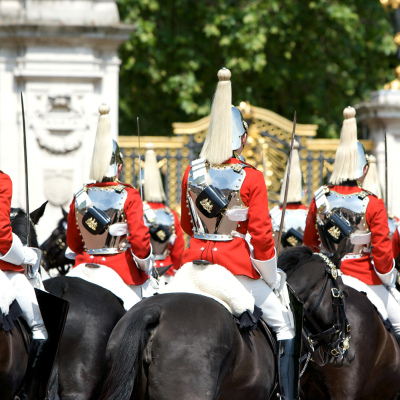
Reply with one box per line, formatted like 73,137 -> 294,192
281,203 -> 308,211
393,228 -> 400,259
181,157 -> 275,279
0,172 -> 24,272
147,202 -> 184,276
67,182 -> 151,285
304,185 -> 393,285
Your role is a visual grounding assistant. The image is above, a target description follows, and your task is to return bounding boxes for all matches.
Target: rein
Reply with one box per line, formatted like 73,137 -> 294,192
301,253 -> 351,368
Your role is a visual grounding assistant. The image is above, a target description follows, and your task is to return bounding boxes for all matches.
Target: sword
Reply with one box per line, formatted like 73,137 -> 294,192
21,93 -> 31,247
137,117 -> 143,199
384,132 -> 388,212
276,112 -> 296,259
21,93 -> 35,279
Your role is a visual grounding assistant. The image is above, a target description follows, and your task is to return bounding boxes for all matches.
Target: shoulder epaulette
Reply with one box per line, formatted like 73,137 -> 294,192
114,184 -> 126,193
359,189 -> 376,199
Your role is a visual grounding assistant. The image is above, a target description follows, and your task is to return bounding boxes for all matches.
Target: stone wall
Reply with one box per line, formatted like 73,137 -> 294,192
0,0 -> 133,242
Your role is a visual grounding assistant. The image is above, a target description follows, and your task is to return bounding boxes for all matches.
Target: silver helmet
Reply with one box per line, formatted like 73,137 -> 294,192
104,139 -> 123,181
231,106 -> 248,151
354,141 -> 369,181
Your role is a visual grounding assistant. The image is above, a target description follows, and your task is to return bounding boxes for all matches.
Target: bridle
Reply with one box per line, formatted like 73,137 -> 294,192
301,253 -> 351,368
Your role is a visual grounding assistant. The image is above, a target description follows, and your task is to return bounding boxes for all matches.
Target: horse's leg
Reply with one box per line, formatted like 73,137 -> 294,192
0,329 -> 28,398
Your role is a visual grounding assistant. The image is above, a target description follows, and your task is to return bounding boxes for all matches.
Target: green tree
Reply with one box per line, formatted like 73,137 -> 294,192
117,0 -> 396,138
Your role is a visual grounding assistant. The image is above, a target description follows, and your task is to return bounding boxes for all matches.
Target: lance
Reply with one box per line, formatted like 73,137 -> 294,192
21,93 -> 31,247
137,117 -> 143,199
276,112 -> 296,259
384,132 -> 388,212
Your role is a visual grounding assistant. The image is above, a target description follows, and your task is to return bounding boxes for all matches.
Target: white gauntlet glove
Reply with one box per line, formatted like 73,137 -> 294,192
374,262 -> 397,288
23,246 -> 39,266
250,248 -> 278,289
375,262 -> 400,305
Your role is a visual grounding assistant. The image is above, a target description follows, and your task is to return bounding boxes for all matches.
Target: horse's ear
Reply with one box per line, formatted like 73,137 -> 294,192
30,201 -> 48,225
61,207 -> 68,220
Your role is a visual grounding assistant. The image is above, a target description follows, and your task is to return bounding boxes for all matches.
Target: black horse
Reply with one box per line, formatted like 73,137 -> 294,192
41,208 -> 72,276
99,293 -> 276,400
1,204 -> 126,400
44,276 -> 125,400
280,247 -> 400,400
0,204 -> 48,398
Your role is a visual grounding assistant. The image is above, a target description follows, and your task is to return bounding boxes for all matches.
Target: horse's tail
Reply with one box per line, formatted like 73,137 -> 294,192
99,304 -> 161,400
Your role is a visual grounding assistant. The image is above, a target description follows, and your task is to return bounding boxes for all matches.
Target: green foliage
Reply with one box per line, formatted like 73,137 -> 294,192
117,0 -> 397,138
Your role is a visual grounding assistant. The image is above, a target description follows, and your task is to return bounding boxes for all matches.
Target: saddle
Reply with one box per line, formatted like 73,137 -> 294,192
158,261 -> 260,329
67,263 -> 142,310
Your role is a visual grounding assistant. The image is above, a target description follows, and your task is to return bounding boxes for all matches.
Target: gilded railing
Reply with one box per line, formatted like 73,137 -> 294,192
118,102 -> 374,212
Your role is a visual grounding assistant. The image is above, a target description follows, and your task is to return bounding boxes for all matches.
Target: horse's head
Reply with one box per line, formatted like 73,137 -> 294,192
41,207 -> 72,275
10,201 -> 47,247
279,246 -> 326,301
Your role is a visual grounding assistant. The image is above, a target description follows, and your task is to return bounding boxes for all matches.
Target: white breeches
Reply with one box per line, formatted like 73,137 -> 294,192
4,271 -> 48,340
368,285 -> 400,335
236,275 -> 295,341
342,274 -> 400,335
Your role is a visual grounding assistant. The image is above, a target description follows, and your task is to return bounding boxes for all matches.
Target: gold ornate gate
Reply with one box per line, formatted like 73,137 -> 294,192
118,102 -> 374,214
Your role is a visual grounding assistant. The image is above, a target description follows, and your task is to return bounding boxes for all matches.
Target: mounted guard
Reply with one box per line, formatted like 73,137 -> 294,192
180,68 -> 300,399
362,154 -> 399,240
142,142 -> 184,283
270,140 -> 307,250
303,106 -> 400,344
66,104 -> 154,300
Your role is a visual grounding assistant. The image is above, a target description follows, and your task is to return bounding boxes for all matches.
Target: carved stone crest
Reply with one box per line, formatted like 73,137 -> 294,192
31,94 -> 89,154
43,169 -> 74,206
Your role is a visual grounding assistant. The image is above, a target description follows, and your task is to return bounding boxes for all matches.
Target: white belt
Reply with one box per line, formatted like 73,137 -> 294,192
342,250 -> 370,261
231,230 -> 246,239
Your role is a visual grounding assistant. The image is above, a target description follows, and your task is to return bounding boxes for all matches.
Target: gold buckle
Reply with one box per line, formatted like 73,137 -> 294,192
346,324 -> 351,333
331,288 -> 342,298
331,349 -> 338,356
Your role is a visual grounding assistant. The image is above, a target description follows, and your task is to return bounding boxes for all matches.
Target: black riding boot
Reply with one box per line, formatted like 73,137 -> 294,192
277,338 -> 300,400
17,339 -> 49,400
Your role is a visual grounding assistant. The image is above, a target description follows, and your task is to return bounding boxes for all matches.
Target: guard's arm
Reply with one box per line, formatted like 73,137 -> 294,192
0,172 -> 38,265
367,197 -> 394,275
180,166 -> 193,236
393,228 -> 400,260
303,198 -> 321,252
125,188 -> 151,259
170,210 -> 185,270
245,170 -> 277,287
0,172 -> 13,255
66,199 -> 84,254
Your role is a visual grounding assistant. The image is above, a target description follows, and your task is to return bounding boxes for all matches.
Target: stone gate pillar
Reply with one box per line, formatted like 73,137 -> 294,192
356,89 -> 400,217
0,0 -> 132,242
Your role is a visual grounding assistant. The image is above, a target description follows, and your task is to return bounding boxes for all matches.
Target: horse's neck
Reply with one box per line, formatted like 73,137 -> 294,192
289,262 -> 325,303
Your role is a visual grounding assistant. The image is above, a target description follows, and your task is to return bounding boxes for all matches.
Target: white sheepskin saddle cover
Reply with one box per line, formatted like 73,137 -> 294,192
159,262 -> 255,317
0,269 -> 16,316
67,264 -> 140,311
341,274 -> 388,320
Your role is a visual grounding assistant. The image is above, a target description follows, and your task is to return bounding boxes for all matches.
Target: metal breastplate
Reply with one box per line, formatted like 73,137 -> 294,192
315,187 -> 371,256
270,206 -> 307,248
143,206 -> 175,260
186,162 -> 248,241
75,185 -> 129,255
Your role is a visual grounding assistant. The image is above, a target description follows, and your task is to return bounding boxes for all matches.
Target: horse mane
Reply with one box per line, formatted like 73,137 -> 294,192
278,247 -> 321,279
11,208 -> 39,248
